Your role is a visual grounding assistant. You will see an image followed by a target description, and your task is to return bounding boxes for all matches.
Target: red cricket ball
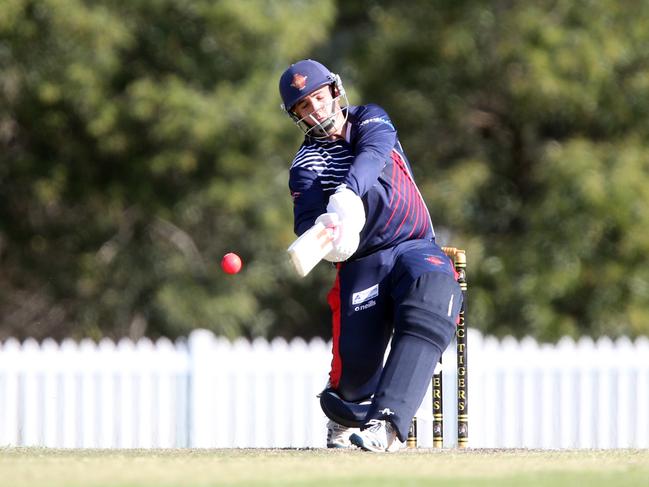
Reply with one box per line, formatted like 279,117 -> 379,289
221,252 -> 243,274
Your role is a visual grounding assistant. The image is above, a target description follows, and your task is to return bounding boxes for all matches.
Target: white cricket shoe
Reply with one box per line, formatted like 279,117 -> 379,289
349,419 -> 402,453
326,419 -> 359,448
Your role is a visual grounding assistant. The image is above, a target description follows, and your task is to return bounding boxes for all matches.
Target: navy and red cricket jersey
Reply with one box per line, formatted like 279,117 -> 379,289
289,104 -> 433,255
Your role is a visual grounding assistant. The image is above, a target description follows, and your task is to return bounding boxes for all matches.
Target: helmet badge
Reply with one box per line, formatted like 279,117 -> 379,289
290,73 -> 308,90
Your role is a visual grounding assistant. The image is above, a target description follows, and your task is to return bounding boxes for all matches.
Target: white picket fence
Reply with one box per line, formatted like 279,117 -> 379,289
1,329 -> 649,449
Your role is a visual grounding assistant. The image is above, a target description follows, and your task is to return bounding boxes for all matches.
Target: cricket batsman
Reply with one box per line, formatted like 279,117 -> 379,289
279,59 -> 462,452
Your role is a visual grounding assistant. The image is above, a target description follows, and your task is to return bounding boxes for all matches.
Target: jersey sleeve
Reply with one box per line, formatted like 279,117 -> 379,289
289,164 -> 326,236
343,104 -> 397,197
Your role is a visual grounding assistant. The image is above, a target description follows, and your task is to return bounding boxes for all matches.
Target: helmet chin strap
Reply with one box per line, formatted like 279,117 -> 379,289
308,114 -> 337,138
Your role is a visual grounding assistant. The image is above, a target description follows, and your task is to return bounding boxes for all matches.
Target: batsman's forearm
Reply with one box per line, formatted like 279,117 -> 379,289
342,151 -> 386,197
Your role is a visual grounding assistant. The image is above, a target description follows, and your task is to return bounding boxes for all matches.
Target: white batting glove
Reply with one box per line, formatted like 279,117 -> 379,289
327,186 -> 366,234
315,212 -> 360,262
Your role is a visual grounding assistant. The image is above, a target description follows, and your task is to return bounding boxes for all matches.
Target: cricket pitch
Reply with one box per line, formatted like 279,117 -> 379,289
1,447 -> 648,487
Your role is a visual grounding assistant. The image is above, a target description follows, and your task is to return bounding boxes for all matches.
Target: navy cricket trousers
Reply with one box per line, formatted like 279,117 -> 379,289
326,238 -> 462,440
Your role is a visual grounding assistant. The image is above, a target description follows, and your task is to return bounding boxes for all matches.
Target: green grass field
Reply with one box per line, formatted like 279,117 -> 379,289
1,448 -> 648,487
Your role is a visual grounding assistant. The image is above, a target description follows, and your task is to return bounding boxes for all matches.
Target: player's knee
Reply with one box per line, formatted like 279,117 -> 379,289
395,271 -> 462,351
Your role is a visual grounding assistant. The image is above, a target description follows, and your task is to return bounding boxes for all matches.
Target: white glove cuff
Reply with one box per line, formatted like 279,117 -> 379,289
327,187 -> 365,233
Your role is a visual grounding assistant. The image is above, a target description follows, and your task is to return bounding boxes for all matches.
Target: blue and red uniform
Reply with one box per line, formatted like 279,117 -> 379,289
289,104 -> 462,441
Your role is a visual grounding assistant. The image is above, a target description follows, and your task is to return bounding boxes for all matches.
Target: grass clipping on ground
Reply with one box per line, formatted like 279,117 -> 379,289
1,448 -> 648,487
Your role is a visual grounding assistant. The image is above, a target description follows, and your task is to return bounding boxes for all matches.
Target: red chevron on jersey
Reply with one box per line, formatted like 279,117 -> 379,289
426,255 -> 444,266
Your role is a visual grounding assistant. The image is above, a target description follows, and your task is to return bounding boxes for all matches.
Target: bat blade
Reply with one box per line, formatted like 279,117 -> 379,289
287,222 -> 334,277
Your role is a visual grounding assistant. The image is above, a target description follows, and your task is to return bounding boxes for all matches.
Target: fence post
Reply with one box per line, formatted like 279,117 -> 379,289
188,329 -> 214,447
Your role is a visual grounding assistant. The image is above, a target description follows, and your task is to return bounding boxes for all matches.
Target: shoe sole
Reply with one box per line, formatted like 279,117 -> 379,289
349,433 -> 386,453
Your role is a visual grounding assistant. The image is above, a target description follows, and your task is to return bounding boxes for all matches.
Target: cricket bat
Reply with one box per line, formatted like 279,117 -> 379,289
287,222 -> 334,277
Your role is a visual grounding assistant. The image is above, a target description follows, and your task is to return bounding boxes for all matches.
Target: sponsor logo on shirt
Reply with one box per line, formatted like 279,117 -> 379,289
359,117 -> 394,130
354,299 -> 376,312
352,284 -> 379,305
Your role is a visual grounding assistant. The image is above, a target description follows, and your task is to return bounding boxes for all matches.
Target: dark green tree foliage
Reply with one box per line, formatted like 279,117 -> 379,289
342,0 -> 649,340
0,0 -> 336,340
3,0 -> 649,342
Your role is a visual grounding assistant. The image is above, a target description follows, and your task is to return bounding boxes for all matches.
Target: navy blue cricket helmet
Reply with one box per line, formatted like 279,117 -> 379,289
279,59 -> 348,138
279,59 -> 337,111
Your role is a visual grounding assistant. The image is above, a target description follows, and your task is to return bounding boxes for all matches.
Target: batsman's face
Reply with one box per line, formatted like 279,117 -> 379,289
294,86 -> 338,120
293,85 -> 344,135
